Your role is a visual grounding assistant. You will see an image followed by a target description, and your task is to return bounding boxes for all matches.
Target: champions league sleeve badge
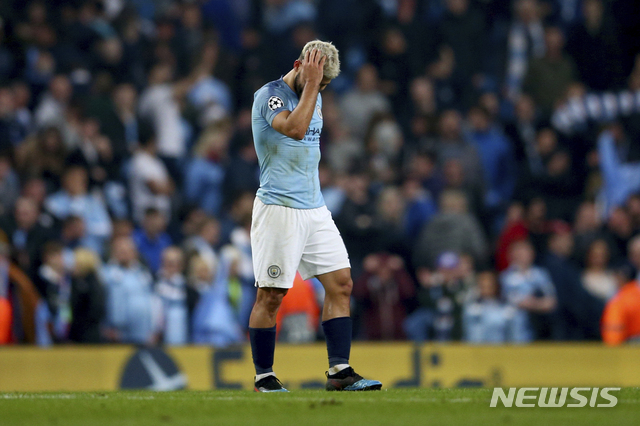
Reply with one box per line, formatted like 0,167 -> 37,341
268,96 -> 284,111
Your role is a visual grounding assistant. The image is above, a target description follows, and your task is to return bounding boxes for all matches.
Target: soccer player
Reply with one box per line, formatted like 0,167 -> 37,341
249,40 -> 382,392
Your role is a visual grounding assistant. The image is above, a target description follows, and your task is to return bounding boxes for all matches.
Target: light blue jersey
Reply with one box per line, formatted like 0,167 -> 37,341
252,78 -> 324,209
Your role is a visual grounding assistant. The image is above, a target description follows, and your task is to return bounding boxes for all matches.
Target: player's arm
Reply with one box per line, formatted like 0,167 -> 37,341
272,49 -> 326,140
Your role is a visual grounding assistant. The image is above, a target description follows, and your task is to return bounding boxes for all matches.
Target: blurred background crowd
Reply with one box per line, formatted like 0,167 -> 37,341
1,0 -> 640,347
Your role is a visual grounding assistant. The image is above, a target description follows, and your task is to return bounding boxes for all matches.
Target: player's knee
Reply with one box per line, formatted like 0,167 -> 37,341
256,288 -> 287,313
327,273 -> 352,298
339,277 -> 353,297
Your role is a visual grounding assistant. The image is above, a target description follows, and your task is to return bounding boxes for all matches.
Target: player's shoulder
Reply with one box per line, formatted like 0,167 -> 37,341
254,78 -> 290,100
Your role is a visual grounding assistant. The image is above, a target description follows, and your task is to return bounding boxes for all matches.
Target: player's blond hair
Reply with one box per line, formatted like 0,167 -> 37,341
298,40 -> 341,80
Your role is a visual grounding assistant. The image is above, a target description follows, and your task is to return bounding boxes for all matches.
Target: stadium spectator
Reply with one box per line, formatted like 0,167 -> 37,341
219,190 -> 253,244
406,150 -> 443,202
504,94 -> 540,169
15,126 -> 67,191
0,153 -> 21,218
334,168 -> 379,278
186,255 -> 214,322
340,64 -> 391,139
1,197 -> 54,274
374,185 -> 411,257
353,253 -> 415,340
66,117 -> 118,188
441,158 -> 484,219
371,26 -> 411,112
426,110 -> 483,187
35,242 -> 72,344
597,127 -> 640,215
437,0 -> 486,107
542,223 -> 604,340
365,114 -> 405,184
605,207 -> 635,261
183,216 -> 220,271
504,0 -> 546,101
129,125 -> 174,223
132,207 -> 172,274
318,160 -> 347,215
522,26 -> 577,117
218,243 -> 255,330
155,246 -> 188,345
495,202 -> 529,271
401,175 -> 438,245
60,216 -> 86,253
517,127 -> 583,221
68,248 -> 105,344
404,252 -> 469,342
184,120 -> 230,217
0,241 -> 40,344
601,264 -> 640,345
566,0 -> 625,91
261,0 -> 316,37
275,273 -> 320,343
93,83 -> 140,165
138,62 -> 188,166
466,104 -> 516,232
413,190 -> 487,268
572,200 -> 610,265
102,236 -> 158,345
44,166 -> 112,255
500,239 -> 557,342
426,45 -> 461,111
191,251 -> 244,347
406,78 -> 438,138
582,239 -> 617,302
222,130 -> 260,206
34,75 -> 73,129
463,270 -> 518,343
185,42 -> 234,124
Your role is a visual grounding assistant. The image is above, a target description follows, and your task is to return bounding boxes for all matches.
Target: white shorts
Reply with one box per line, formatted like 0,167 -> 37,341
251,197 -> 350,288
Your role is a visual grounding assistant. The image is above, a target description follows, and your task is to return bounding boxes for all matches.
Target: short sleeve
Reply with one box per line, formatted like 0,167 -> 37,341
255,85 -> 292,126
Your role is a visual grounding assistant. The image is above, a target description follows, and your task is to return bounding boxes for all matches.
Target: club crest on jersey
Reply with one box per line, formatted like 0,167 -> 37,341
316,105 -> 323,119
268,265 -> 281,278
268,96 -> 284,111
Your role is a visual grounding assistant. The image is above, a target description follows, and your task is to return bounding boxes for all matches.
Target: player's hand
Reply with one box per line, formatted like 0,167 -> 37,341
299,48 -> 326,89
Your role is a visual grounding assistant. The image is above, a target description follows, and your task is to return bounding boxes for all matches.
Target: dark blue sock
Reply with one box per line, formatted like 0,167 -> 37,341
249,326 -> 277,374
322,317 -> 352,367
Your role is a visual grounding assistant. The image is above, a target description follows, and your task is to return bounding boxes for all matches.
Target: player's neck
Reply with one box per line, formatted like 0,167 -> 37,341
282,70 -> 298,96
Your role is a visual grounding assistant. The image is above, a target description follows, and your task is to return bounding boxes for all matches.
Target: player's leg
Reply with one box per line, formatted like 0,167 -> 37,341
299,206 -> 382,391
316,267 -> 353,372
315,268 -> 381,391
249,288 -> 288,392
249,198 -> 305,392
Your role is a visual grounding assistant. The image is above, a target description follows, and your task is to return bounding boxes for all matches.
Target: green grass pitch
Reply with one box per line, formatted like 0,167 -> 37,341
1,388 -> 639,426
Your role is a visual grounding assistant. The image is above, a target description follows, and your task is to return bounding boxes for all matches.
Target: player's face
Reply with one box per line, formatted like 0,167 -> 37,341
318,76 -> 331,91
294,73 -> 331,95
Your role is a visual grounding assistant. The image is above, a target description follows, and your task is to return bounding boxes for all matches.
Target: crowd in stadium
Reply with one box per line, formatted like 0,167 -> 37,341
1,0 -> 640,346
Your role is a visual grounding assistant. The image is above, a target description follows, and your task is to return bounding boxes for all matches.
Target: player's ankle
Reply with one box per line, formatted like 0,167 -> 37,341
328,364 -> 350,376
255,372 -> 276,382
